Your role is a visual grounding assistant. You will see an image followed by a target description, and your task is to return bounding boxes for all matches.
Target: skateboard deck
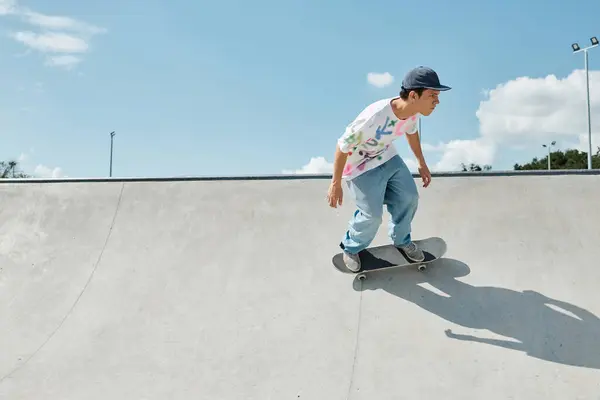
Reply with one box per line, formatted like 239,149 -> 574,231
332,237 -> 447,281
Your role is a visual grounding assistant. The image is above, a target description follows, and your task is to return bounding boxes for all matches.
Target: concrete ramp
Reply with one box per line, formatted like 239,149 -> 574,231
1,173 -> 599,399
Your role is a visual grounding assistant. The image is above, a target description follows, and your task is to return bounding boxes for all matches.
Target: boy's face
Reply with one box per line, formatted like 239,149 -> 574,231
413,89 -> 441,116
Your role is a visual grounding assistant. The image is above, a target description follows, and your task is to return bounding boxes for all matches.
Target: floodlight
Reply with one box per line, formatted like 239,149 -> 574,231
570,36 -> 598,169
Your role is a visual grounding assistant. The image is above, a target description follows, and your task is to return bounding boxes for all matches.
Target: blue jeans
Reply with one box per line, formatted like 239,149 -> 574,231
340,155 -> 419,254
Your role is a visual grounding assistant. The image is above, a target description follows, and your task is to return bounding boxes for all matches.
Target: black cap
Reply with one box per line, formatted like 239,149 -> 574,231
401,66 -> 451,91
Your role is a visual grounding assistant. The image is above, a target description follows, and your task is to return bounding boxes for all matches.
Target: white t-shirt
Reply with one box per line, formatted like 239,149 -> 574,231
337,98 -> 420,180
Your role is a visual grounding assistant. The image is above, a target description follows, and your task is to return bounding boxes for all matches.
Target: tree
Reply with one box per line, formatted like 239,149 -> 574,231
461,163 -> 492,172
0,160 -> 30,178
513,147 -> 600,170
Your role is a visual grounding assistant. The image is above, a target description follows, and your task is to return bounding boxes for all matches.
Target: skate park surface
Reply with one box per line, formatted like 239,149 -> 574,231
1,170 -> 599,399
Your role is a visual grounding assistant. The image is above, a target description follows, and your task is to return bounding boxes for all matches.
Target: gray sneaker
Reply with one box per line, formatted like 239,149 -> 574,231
343,251 -> 361,272
397,241 -> 425,262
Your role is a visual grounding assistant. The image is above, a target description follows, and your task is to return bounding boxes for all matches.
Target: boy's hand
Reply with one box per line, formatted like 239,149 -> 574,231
327,182 -> 343,208
418,162 -> 431,187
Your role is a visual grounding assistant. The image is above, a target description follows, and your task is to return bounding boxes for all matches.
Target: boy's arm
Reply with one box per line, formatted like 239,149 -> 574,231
405,130 -> 427,166
405,124 -> 432,187
331,145 -> 349,186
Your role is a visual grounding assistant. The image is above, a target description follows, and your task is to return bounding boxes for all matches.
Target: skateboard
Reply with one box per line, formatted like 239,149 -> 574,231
332,237 -> 447,281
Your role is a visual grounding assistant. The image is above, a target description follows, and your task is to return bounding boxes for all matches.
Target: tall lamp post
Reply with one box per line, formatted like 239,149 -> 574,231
571,36 -> 598,170
109,131 -> 115,177
542,141 -> 556,170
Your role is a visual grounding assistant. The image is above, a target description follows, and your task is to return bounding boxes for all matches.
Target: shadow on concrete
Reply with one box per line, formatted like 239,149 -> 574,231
353,258 -> 600,370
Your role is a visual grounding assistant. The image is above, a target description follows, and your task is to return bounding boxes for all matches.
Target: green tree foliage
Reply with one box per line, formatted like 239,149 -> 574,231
461,163 -> 492,172
513,147 -> 600,170
0,160 -> 31,178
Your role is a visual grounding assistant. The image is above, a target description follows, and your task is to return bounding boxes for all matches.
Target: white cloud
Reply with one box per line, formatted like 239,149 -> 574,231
427,139 -> 496,171
45,54 -> 81,69
34,164 -> 64,178
11,31 -> 88,53
403,157 -> 418,172
18,152 -> 29,162
2,1 -> 105,69
15,150 -> 65,178
0,0 -> 16,15
282,157 -> 333,174
20,10 -> 105,34
367,72 -> 394,88
476,70 -> 600,145
422,68 -> 600,171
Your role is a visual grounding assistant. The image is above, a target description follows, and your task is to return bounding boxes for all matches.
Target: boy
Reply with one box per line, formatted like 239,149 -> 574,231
327,66 -> 451,272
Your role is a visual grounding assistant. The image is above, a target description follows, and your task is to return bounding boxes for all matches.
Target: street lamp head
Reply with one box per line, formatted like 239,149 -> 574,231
591,37 -> 599,46
572,43 -> 581,52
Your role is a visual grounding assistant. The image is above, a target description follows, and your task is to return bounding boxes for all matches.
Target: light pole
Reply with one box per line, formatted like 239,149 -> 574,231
571,36 -> 598,170
109,131 -> 115,177
542,141 -> 556,170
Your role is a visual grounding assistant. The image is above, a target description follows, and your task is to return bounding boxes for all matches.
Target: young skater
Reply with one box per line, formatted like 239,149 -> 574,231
327,66 -> 451,271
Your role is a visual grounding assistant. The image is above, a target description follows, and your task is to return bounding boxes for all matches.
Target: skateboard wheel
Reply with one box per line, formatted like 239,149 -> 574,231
357,274 -> 366,281
418,264 -> 426,271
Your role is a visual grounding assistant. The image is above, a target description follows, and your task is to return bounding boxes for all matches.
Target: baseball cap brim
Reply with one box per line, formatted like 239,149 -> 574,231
425,84 -> 451,91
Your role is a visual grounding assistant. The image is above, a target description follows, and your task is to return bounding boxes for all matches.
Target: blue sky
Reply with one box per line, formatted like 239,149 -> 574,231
1,0 -> 599,178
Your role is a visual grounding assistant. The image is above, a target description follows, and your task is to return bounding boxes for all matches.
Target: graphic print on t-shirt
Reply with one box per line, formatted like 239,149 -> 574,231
338,98 -> 419,180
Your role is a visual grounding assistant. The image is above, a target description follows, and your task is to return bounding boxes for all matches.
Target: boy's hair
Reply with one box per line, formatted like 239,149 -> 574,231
399,87 -> 425,100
